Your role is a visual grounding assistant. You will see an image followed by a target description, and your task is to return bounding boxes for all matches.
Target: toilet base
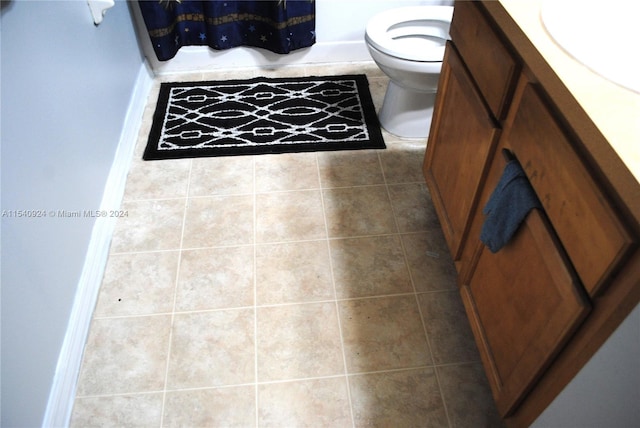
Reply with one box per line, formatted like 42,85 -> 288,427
378,81 -> 436,139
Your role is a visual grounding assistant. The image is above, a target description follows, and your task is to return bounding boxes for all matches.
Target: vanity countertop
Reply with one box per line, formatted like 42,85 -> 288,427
483,0 -> 640,219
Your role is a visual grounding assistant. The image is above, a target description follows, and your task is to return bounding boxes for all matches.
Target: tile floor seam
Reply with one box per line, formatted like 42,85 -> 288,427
252,291 -> 432,309
378,152 -> 401,239
414,275 -> 453,428
326,232 -> 405,241
185,191 -> 256,199
163,382 -> 258,393
317,153 -> 356,428
85,290 -> 457,317
159,158 -> 194,428
258,232 -> 416,244
74,390 -> 166,399
255,373 -> 349,387
75,363 -> 495,399
91,312 -> 176,321
254,187 -> 322,195
345,364 -> 437,377
401,228 -> 454,427
320,182 -> 390,191
177,242 -> 256,252
386,179 -> 430,186
252,155 -> 260,428
108,248 -> 182,256
390,172 -> 453,428
121,195 -> 188,204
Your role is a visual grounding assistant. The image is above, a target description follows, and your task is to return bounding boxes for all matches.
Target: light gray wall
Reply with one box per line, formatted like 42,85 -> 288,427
0,1 -> 143,425
532,304 -> 640,428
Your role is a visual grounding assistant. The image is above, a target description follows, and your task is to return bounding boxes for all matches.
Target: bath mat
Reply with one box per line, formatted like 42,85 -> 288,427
143,74 -> 386,160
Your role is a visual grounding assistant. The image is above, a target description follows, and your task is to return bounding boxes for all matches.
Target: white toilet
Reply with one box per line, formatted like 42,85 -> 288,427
365,6 -> 454,138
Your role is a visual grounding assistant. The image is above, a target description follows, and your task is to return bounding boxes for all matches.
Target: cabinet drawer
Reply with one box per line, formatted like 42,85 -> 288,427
449,1 -> 518,120
507,83 -> 634,295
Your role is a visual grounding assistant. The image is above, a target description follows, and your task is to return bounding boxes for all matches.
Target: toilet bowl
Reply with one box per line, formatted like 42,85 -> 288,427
365,6 -> 453,138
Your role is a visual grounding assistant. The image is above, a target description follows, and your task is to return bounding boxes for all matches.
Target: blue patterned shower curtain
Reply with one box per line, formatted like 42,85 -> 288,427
138,0 -> 316,61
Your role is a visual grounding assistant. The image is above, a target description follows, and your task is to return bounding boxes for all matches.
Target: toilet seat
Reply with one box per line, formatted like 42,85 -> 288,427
365,6 -> 453,62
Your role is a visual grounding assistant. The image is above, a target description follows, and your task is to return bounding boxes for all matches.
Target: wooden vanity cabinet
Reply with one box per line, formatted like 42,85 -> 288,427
423,1 -> 638,426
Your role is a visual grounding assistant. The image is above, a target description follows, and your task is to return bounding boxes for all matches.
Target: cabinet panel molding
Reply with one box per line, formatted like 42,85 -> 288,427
424,43 -> 500,261
466,209 -> 590,416
449,1 -> 519,120
507,83 -> 634,296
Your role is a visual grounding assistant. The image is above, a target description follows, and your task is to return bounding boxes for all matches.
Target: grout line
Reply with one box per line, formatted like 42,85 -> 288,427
109,231 -> 430,256
404,247 -> 453,428
252,156 -> 260,428
120,195 -> 190,204
76,362 -> 480,400
316,153 -> 356,428
345,364 -> 437,378
159,158 -> 194,428
380,147 -> 453,427
93,289 -> 458,322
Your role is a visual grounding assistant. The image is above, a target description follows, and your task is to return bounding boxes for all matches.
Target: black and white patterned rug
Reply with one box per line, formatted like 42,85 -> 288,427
143,74 -> 386,160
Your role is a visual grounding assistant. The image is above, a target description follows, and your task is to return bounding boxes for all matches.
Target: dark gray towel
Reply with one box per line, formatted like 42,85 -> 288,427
480,160 -> 541,253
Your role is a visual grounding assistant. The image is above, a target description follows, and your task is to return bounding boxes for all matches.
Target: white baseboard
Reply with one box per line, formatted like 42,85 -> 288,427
150,40 -> 372,75
42,62 -> 154,428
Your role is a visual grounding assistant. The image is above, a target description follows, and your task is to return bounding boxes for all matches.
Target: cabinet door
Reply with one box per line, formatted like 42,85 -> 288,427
423,43 -> 500,261
508,84 -> 633,296
461,202 -> 591,417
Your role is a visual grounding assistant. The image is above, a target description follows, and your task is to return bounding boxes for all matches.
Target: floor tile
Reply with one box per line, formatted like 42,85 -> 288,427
255,152 -> 320,192
323,185 -> 397,238
317,151 -> 384,188
401,232 -> 458,293
258,377 -> 352,427
255,240 -> 334,305
110,199 -> 185,253
418,291 -> 481,365
308,62 -> 383,78
175,246 -> 254,311
166,309 -> 255,389
349,368 -> 448,428
380,145 -> 426,184
330,235 -> 413,299
94,251 -> 179,317
75,315 -> 171,396
388,183 -> 439,232
437,363 -> 504,428
338,295 -> 432,372
124,158 -> 191,200
368,77 -> 389,111
255,190 -> 326,243
70,393 -> 163,428
257,302 -> 344,382
189,156 -> 254,196
163,386 -> 256,427
199,67 -> 258,81
182,195 -> 254,248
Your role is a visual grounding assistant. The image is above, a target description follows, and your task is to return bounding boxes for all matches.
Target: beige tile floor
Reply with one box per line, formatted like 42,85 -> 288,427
71,63 -> 503,427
